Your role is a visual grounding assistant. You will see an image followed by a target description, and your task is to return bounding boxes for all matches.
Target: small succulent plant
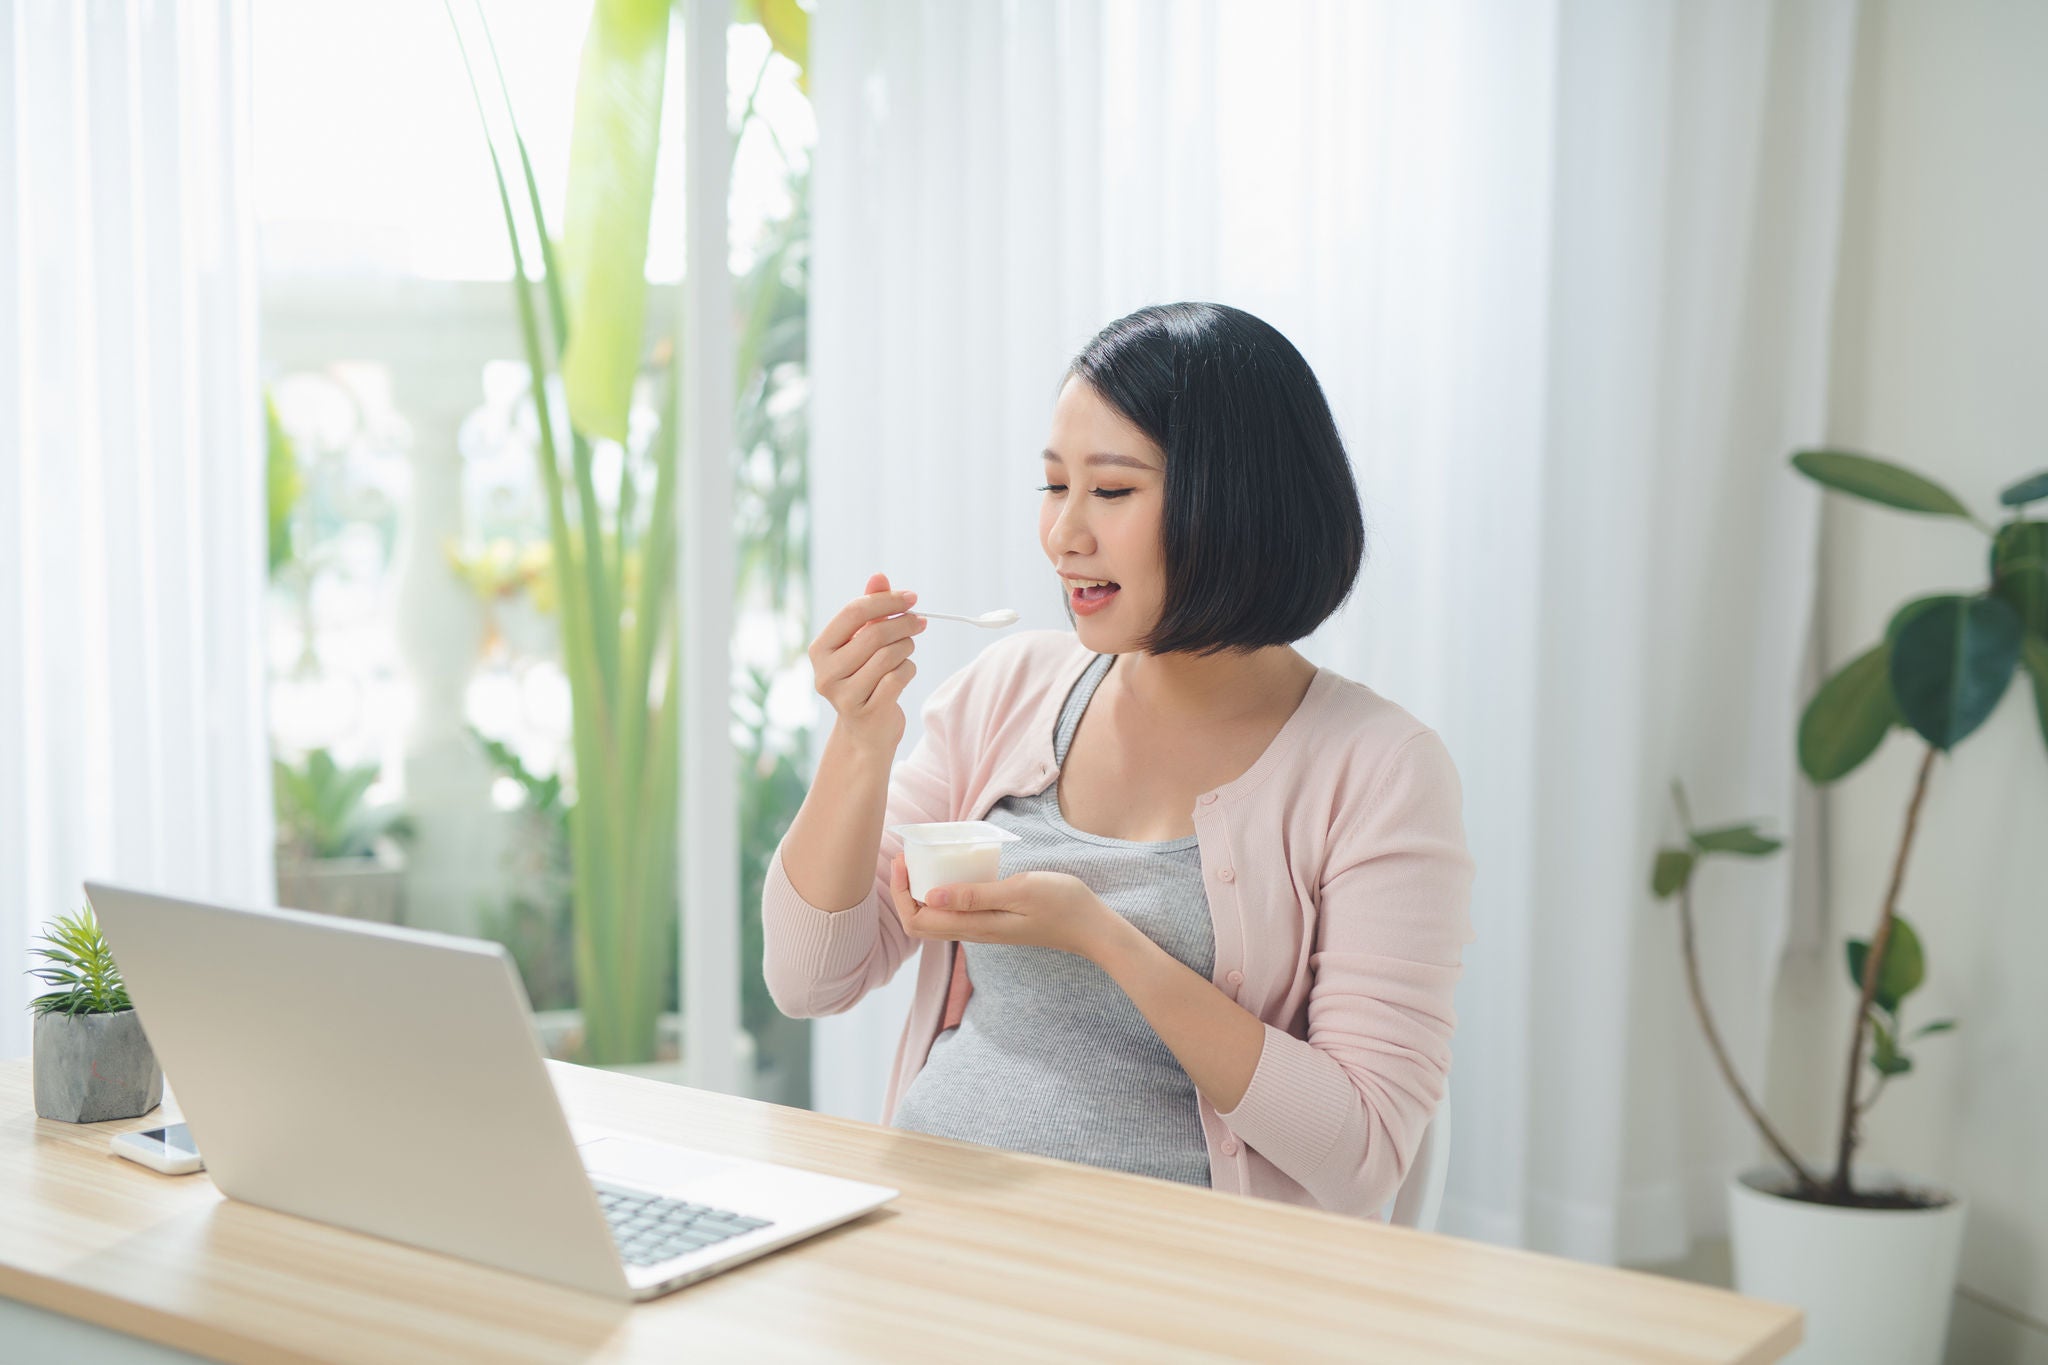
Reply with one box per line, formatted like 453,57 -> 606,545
26,907 -> 133,1018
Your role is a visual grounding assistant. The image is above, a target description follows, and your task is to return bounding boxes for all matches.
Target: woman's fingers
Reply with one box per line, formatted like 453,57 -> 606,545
803,577 -> 925,747
867,655 -> 917,712
891,865 -> 1031,942
813,585 -> 918,656
890,855 -> 967,940
842,637 -> 917,705
820,612 -> 925,686
888,855 -> 919,931
902,904 -> 1001,943
810,594 -> 923,712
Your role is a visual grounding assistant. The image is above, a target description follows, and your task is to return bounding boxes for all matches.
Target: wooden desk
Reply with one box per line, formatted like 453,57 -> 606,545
0,1057 -> 1799,1363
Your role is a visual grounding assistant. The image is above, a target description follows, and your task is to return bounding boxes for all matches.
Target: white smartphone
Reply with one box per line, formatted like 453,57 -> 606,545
110,1122 -> 205,1175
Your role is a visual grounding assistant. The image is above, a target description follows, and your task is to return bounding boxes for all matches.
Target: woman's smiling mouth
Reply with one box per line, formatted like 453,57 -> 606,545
1063,575 -> 1121,615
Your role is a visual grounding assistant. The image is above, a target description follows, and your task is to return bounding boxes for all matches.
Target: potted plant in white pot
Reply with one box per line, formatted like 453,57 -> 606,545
27,906 -> 163,1123
1652,453 -> 2048,1363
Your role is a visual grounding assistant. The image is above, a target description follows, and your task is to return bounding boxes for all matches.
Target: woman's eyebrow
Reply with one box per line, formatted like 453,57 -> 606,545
1042,449 -> 1158,472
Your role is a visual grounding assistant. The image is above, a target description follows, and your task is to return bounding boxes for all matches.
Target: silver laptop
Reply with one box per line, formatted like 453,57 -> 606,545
84,882 -> 896,1302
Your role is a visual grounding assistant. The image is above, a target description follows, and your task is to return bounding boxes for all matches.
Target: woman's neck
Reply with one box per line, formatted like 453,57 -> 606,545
1110,644 -> 1315,726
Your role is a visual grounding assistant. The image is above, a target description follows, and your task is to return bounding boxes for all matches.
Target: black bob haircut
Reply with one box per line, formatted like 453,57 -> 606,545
1066,302 -> 1365,656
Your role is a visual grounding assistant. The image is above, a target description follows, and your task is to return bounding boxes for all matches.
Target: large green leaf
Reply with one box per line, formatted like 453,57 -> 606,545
1890,595 -> 2023,749
1991,520 -> 2048,637
1791,450 -> 1973,518
2022,633 -> 2048,757
1651,848 -> 1695,899
1846,915 -> 1926,1013
560,0 -> 671,445
1689,823 -> 1782,856
1885,594 -> 1951,646
452,0 -> 682,1066
2000,470 -> 2048,508
1799,642 -> 1898,782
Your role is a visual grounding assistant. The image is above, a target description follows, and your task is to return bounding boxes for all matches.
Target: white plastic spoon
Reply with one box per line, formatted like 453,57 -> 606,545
914,608 -> 1020,629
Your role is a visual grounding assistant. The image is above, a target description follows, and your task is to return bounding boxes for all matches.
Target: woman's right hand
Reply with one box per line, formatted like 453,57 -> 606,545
809,572 -> 927,754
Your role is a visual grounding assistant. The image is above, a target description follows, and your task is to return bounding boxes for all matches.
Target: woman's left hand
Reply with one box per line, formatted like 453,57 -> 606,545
889,855 -> 1118,961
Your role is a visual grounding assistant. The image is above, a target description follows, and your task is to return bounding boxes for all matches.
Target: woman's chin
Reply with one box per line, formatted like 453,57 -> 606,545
1057,583 -> 1152,653
1072,613 -> 1145,656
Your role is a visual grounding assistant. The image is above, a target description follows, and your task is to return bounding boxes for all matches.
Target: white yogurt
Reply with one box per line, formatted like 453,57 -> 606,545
890,820 -> 1021,901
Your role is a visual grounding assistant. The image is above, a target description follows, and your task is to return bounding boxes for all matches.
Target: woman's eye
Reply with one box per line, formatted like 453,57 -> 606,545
1038,483 -> 1132,499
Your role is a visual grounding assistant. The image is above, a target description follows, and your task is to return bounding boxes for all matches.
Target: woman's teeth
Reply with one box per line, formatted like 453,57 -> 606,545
1068,578 -> 1120,613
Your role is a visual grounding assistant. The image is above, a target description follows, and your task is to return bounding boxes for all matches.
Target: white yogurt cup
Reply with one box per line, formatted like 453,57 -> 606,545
889,820 -> 1021,901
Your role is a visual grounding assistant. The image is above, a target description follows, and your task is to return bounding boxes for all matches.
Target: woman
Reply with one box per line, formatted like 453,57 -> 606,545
763,302 -> 1474,1218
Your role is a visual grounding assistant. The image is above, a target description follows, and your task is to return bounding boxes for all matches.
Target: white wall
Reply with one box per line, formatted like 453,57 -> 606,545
1768,3 -> 2048,1359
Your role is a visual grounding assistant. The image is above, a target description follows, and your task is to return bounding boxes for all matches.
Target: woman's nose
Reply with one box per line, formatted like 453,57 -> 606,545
1047,495 -> 1094,555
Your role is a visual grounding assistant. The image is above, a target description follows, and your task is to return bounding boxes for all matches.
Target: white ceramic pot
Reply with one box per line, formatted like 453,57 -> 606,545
1728,1167 -> 1965,1364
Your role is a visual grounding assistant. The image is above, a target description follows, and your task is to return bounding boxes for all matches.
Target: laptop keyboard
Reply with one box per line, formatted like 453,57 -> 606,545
594,1181 -> 774,1267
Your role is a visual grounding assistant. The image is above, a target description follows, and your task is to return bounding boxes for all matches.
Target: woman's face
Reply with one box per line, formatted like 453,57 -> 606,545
1040,376 -> 1167,655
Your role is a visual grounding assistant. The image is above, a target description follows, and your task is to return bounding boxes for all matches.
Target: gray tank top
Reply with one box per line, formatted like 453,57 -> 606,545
891,654 -> 1217,1187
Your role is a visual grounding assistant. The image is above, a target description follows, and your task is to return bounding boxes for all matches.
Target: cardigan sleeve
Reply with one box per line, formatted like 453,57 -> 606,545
1214,728 -> 1475,1217
758,666 -> 969,1020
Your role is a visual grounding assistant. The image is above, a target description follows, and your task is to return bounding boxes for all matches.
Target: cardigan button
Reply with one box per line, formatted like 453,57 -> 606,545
1221,1137 -> 1242,1157
1198,792 -> 1218,806
1226,969 -> 1244,987
1218,867 -> 1236,883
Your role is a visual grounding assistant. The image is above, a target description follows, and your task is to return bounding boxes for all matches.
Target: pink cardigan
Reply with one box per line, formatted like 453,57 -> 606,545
762,631 -> 1475,1218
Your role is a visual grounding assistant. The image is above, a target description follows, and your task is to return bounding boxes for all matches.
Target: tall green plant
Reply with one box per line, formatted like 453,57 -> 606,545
449,0 -> 681,1064
1795,453 -> 2043,1198
1652,790 -> 1953,1205
1653,453 -> 2045,1206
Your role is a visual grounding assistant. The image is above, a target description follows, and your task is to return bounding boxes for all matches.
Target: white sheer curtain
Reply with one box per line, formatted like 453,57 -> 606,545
1,0 -> 271,1059
807,0 -> 1855,1263
1512,0 -> 1856,1262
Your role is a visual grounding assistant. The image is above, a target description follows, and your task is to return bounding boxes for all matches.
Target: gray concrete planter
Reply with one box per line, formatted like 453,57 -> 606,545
276,846 -> 406,924
32,1008 -> 163,1123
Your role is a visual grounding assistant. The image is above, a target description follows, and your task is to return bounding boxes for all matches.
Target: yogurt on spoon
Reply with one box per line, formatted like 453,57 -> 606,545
913,608 -> 1019,628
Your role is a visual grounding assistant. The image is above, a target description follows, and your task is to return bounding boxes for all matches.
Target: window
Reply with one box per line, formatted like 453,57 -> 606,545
255,0 -> 816,1103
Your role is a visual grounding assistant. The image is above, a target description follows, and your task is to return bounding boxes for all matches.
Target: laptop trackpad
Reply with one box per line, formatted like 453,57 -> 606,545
579,1136 -> 742,1192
